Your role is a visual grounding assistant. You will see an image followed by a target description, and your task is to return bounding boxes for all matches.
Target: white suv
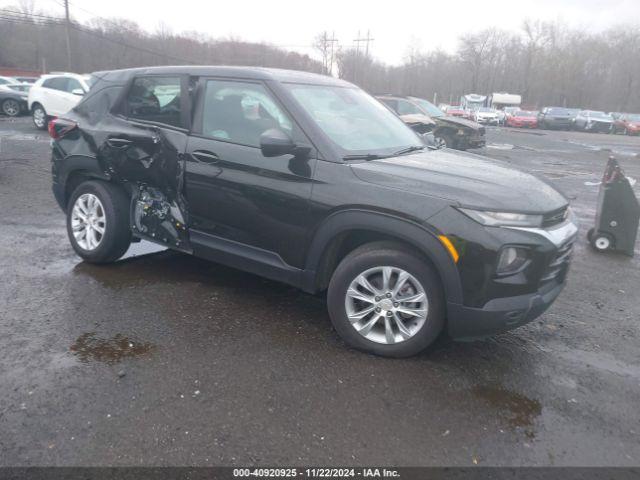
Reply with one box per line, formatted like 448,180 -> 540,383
28,73 -> 93,129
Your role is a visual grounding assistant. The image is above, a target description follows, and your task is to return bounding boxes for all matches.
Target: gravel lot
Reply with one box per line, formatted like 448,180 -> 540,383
1,115 -> 639,466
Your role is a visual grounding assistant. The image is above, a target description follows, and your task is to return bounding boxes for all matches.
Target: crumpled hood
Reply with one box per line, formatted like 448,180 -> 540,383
350,149 -> 568,213
436,115 -> 482,131
400,113 -> 436,127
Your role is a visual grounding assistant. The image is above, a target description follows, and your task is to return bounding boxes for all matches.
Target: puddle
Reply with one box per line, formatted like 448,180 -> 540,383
472,385 -> 541,437
70,333 -> 155,364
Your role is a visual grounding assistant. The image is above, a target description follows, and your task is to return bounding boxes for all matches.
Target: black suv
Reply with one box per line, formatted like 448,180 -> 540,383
50,66 -> 577,357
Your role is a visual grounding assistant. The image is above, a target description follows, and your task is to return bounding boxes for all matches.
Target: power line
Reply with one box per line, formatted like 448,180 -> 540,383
69,23 -> 200,65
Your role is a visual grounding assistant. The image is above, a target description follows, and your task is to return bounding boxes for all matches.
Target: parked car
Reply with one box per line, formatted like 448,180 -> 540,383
505,110 -> 538,128
49,66 -> 577,357
503,106 -> 520,117
573,110 -> 614,133
15,76 -> 39,84
376,95 -> 485,150
537,107 -> 579,130
445,105 -> 467,117
0,83 -> 29,117
0,75 -> 19,87
27,73 -> 93,130
472,107 -> 500,125
612,113 -> 640,135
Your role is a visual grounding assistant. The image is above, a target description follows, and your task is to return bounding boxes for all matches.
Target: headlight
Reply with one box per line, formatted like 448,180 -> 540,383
458,208 -> 543,227
496,246 -> 530,275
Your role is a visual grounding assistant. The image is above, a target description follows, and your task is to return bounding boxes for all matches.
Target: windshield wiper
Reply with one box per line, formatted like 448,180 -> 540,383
392,145 -> 427,156
342,153 -> 387,161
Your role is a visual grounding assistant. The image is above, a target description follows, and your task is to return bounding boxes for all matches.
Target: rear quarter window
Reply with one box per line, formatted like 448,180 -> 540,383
74,86 -> 123,124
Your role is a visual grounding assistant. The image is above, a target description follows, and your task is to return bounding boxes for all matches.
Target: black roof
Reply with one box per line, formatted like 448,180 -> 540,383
91,65 -> 351,87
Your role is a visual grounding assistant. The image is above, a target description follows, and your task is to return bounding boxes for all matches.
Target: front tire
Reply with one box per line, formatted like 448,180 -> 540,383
32,103 -> 48,130
2,99 -> 21,117
327,242 -> 445,357
66,180 -> 132,263
434,132 -> 453,149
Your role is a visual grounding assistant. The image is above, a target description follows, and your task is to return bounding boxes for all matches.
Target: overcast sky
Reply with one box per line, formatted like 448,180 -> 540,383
6,0 -> 640,64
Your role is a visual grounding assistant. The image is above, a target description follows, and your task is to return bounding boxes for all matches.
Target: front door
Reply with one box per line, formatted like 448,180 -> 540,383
184,78 -> 316,269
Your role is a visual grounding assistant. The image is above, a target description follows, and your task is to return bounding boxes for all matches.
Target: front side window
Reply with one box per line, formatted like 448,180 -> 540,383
201,80 -> 293,147
126,76 -> 182,128
66,78 -> 83,93
287,84 -> 421,155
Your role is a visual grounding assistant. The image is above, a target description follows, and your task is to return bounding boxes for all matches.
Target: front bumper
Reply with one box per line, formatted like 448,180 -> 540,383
447,280 -> 565,339
444,215 -> 579,339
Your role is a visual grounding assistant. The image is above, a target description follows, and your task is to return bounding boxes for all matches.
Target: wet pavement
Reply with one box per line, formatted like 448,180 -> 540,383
1,116 -> 640,466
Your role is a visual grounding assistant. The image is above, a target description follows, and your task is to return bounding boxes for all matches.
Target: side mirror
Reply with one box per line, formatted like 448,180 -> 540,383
260,128 -> 309,158
71,88 -> 85,96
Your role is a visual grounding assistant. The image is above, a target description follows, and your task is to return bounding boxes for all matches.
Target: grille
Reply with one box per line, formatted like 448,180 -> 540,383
542,207 -> 568,228
540,237 -> 575,283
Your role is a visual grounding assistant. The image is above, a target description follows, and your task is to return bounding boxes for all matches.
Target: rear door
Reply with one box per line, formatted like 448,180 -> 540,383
184,77 -> 317,269
98,74 -> 192,249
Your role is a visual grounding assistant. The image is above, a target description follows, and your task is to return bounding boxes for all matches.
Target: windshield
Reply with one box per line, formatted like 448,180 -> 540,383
478,107 -> 494,113
410,97 -> 444,117
547,107 -> 570,115
286,84 -> 422,157
516,110 -> 536,117
84,75 -> 96,89
626,114 -> 640,121
585,111 -> 610,118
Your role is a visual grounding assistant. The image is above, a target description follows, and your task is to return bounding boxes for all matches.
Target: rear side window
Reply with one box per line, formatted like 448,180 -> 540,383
125,76 -> 182,128
43,77 -> 68,91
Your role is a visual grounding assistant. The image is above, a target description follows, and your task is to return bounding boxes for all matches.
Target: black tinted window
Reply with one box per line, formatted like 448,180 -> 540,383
43,77 -> 68,91
201,80 -> 293,147
126,76 -> 182,128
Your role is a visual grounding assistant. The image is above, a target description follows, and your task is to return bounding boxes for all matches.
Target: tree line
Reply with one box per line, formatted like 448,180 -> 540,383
335,20 -> 640,113
0,4 -> 322,75
2,4 -> 639,113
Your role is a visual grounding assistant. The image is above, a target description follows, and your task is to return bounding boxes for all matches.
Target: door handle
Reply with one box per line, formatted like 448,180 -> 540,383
191,150 -> 220,163
107,137 -> 133,148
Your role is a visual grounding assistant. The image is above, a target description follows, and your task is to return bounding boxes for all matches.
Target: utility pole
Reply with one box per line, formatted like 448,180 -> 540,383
64,0 -> 72,71
327,31 -> 338,76
353,30 -> 374,84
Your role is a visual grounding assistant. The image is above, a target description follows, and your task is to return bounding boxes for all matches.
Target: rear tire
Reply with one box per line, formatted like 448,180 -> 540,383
32,103 -> 48,130
2,99 -> 21,117
66,180 -> 132,263
327,241 -> 445,357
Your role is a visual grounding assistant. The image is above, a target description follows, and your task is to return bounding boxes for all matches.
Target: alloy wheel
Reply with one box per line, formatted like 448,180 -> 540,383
2,99 -> 20,116
344,266 -> 428,344
71,193 -> 106,250
33,107 -> 46,128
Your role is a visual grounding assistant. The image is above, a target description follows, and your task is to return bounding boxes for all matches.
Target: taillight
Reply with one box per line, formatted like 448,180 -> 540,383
48,117 -> 78,140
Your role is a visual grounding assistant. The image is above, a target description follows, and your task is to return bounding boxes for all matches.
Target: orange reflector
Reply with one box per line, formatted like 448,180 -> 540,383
438,235 -> 460,263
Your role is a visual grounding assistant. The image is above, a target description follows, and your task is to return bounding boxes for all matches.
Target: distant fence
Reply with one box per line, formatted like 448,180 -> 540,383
0,66 -> 42,77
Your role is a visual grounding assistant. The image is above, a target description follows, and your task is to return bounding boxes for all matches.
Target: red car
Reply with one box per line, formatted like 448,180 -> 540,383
613,113 -> 640,135
506,110 -> 538,128
445,105 -> 467,117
